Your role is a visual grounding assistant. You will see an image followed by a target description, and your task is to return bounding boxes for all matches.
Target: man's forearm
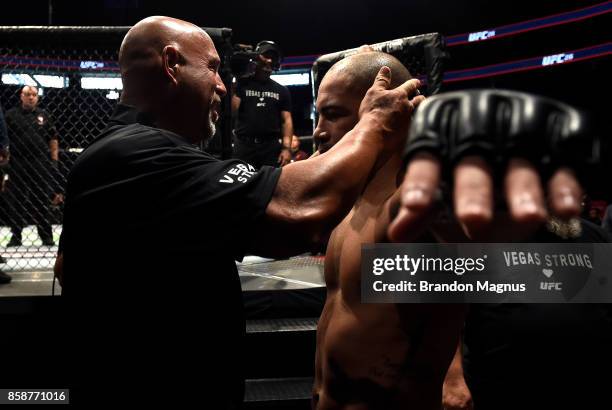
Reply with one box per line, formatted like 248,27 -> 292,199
267,115 -> 384,250
50,139 -> 59,161
281,121 -> 293,149
442,337 -> 473,410
446,339 -> 465,379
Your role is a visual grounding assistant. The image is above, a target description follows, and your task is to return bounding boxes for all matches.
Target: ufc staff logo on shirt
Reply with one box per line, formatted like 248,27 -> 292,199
244,90 -> 280,100
219,163 -> 257,184
245,90 -> 281,108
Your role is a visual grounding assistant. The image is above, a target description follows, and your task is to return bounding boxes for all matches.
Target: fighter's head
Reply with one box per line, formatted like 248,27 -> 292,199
313,52 -> 411,154
20,85 -> 39,111
119,16 -> 227,143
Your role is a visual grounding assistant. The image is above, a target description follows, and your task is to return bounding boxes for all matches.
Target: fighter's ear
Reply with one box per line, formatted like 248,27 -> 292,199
161,45 -> 182,85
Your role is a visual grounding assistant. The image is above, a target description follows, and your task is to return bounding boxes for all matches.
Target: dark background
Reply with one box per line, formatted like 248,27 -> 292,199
1,0 -> 610,136
0,0 -> 604,55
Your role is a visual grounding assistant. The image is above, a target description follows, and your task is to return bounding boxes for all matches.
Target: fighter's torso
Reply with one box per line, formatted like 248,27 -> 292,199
313,180 -> 466,410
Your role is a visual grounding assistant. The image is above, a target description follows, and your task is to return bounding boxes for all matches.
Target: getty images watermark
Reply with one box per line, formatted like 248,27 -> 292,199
361,244 -> 612,303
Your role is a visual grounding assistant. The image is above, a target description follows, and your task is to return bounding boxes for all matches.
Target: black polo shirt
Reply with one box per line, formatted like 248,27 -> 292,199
4,106 -> 57,160
60,104 -> 281,405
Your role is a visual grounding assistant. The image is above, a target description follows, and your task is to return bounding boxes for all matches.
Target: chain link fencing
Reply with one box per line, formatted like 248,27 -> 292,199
0,26 -> 233,271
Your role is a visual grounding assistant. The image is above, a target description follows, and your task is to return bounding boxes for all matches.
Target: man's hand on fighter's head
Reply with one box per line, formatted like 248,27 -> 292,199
358,66 -> 425,135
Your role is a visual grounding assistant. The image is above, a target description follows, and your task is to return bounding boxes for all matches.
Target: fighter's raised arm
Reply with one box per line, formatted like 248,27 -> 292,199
388,91 -> 586,243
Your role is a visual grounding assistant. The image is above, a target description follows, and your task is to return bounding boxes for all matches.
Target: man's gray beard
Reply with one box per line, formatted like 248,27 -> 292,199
209,120 -> 216,138
202,113 -> 216,148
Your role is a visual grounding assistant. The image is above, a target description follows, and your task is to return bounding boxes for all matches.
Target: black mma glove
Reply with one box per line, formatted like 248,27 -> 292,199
403,89 -> 607,199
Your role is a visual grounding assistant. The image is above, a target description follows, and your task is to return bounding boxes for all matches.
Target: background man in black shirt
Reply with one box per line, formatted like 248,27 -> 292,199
5,85 -> 62,247
232,41 -> 294,168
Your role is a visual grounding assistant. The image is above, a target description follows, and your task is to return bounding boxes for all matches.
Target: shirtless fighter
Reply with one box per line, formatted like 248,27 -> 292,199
311,51 -> 465,410
311,51 -> 583,409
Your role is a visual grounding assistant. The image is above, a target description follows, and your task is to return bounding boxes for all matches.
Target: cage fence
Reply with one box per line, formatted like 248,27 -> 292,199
0,26 -> 233,271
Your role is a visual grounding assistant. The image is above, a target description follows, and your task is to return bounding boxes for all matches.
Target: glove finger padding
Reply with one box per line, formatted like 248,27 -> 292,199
403,89 -> 607,201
